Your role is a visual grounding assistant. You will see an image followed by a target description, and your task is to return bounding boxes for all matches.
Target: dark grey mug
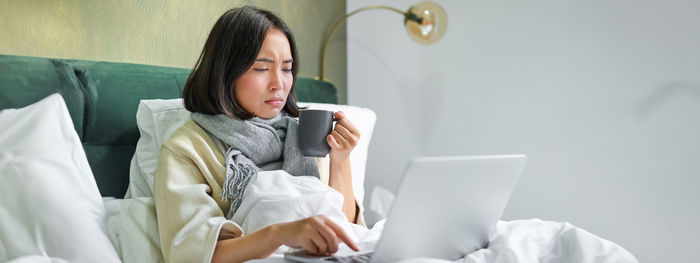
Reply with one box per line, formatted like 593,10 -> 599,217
299,109 -> 338,157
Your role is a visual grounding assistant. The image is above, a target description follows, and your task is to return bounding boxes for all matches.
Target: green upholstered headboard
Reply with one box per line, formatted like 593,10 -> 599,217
0,54 -> 338,197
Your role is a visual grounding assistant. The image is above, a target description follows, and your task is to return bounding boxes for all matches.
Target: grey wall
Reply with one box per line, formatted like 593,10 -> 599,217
348,0 -> 700,262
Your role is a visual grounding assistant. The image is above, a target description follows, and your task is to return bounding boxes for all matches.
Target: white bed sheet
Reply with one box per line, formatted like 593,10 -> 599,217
104,175 -> 639,263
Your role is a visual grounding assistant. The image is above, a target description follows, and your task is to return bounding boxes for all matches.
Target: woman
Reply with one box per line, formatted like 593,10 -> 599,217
154,6 -> 362,263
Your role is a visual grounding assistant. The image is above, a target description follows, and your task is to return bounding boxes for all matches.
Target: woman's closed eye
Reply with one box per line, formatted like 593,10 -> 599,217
253,68 -> 293,73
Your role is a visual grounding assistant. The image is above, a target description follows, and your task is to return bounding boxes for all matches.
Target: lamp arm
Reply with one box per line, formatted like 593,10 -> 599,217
320,6 -> 407,81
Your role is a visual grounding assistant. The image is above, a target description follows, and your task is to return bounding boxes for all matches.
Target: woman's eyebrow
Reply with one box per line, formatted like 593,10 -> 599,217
255,58 -> 274,63
255,58 -> 293,63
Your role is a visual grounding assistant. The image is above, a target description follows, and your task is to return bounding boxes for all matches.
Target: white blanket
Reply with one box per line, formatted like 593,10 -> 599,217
254,218 -> 638,263
460,219 -> 638,263
103,197 -> 164,263
232,170 -> 367,244
104,170 -> 638,263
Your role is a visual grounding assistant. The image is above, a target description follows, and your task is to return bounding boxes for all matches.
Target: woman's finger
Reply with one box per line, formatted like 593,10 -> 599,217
334,124 -> 351,140
330,130 -> 349,149
316,224 -> 339,254
334,124 -> 358,146
327,134 -> 340,149
310,231 -> 329,255
324,221 -> 359,251
336,116 -> 360,137
304,239 -> 320,255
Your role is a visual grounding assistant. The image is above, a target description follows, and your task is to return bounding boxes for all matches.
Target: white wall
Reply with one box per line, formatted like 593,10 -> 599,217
346,1 -> 424,206
349,0 -> 700,262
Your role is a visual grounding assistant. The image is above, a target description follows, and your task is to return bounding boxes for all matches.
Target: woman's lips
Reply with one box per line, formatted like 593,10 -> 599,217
265,99 -> 283,106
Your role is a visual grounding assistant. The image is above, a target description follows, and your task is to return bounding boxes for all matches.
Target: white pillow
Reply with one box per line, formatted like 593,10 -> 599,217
0,94 -> 121,263
125,99 -> 377,206
125,99 -> 189,198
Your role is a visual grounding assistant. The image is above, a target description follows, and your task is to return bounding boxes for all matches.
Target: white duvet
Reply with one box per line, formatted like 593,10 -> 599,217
103,170 -> 638,263
231,170 -> 367,245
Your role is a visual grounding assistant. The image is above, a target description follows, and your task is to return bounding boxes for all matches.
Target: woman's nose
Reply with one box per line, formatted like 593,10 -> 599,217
269,70 -> 284,91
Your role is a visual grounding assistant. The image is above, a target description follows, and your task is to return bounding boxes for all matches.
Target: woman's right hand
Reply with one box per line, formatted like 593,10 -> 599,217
272,215 -> 359,255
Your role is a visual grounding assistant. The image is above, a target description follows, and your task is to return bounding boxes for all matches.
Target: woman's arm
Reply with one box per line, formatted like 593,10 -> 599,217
212,215 -> 359,263
212,225 -> 279,262
155,145 -> 245,263
328,156 -> 357,222
326,111 -> 361,223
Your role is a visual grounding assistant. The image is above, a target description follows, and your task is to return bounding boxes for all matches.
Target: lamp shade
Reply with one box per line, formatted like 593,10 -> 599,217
404,1 -> 448,45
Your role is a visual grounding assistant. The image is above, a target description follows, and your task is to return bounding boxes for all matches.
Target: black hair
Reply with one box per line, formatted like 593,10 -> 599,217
182,6 -> 300,119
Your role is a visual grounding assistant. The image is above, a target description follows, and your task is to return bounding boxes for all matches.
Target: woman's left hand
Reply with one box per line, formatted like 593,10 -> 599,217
326,111 -> 360,161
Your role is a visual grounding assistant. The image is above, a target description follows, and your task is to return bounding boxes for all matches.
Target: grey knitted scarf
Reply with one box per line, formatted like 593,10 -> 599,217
191,111 -> 319,219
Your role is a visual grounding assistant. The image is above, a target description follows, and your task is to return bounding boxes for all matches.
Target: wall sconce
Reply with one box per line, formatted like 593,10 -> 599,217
319,1 -> 448,82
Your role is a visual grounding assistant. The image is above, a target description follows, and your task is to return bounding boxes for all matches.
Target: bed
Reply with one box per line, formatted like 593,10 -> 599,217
0,54 -> 338,198
0,54 -> 638,263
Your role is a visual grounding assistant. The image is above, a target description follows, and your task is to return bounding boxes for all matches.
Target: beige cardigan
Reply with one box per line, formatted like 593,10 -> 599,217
154,120 -> 361,263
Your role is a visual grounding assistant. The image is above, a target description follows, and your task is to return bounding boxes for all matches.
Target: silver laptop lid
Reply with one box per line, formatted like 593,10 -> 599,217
371,155 -> 527,262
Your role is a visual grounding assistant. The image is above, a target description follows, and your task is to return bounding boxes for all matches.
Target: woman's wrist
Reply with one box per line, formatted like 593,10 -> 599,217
328,157 -> 352,182
265,223 -> 285,248
212,223 -> 284,263
329,156 -> 351,166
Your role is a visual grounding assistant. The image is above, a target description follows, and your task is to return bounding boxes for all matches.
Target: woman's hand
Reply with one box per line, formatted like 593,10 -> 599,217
272,215 -> 359,255
326,111 -> 361,162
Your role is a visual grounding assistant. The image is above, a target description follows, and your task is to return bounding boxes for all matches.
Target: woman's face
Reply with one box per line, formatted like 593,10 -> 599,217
235,28 -> 293,119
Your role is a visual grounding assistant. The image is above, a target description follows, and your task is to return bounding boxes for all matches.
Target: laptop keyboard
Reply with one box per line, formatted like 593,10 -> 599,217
322,252 -> 374,263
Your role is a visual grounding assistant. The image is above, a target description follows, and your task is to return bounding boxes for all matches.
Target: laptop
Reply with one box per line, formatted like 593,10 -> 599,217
284,154 -> 527,263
